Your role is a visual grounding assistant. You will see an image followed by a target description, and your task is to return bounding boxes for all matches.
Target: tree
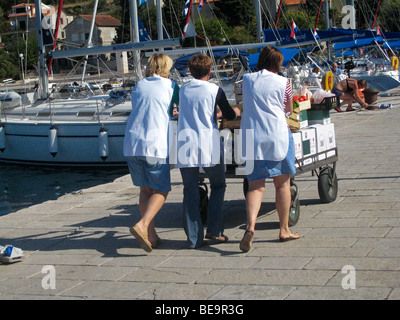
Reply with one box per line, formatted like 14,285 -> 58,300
0,49 -> 19,81
213,0 -> 255,30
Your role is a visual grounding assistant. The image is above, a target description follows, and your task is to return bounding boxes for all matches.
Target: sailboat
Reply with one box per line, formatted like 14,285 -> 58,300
0,0 -> 179,166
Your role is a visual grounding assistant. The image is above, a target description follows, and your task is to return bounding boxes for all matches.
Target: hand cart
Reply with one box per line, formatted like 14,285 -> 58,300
199,146 -> 338,227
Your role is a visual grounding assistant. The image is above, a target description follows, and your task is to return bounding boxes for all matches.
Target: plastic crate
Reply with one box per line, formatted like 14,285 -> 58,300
311,96 -> 340,110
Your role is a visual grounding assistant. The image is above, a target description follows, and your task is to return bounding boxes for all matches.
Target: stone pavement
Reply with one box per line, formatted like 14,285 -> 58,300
1,89 -> 400,300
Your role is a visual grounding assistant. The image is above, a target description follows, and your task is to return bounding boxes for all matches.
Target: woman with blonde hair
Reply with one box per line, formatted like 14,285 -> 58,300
239,46 -> 300,252
123,53 -> 179,252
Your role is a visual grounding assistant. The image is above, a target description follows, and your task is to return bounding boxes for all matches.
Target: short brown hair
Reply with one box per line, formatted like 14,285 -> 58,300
188,53 -> 212,79
146,54 -> 173,78
256,45 -> 284,73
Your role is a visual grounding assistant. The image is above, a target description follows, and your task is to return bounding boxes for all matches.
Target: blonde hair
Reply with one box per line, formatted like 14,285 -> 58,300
146,54 -> 173,78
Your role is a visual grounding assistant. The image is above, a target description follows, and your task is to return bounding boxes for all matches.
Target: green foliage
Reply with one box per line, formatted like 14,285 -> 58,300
0,49 -> 19,81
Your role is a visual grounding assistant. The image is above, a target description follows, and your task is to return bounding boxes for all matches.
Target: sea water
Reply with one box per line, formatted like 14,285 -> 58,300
0,164 -> 129,216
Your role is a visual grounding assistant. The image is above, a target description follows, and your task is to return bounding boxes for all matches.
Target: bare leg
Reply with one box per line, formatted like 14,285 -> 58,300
136,186 -> 168,244
245,179 -> 265,233
273,175 -> 300,240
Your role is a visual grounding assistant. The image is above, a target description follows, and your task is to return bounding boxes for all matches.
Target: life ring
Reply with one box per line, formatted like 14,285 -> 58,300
391,56 -> 399,70
323,71 -> 334,91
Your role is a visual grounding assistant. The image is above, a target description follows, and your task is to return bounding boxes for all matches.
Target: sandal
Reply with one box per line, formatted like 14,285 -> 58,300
346,107 -> 357,112
129,225 -> 152,253
239,230 -> 254,252
334,107 -> 342,112
205,233 -> 229,243
279,232 -> 301,242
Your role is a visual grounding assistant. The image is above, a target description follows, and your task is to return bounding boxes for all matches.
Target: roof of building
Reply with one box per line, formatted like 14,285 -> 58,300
80,15 -> 121,27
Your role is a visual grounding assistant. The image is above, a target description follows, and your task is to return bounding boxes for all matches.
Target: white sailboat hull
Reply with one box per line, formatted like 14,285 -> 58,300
0,95 -> 132,166
0,120 -> 128,166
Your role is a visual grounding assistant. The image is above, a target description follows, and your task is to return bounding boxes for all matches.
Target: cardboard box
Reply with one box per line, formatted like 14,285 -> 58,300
307,109 -> 331,125
291,131 -> 302,167
309,123 -> 336,160
300,127 -> 316,165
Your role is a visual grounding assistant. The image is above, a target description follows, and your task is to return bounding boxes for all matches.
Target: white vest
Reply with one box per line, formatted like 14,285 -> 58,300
240,70 -> 289,161
176,79 -> 221,168
123,75 -> 175,159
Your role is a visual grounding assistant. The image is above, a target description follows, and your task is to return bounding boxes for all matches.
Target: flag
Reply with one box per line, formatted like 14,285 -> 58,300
313,29 -> 319,40
182,0 -> 194,38
183,18 -> 197,38
376,24 -> 382,36
290,20 -> 299,39
139,0 -> 147,5
183,0 -> 191,16
199,0 -> 207,11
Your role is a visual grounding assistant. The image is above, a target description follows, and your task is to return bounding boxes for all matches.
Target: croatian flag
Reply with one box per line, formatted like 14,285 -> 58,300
182,0 -> 194,38
183,0 -> 191,16
290,20 -> 299,39
313,29 -> 319,40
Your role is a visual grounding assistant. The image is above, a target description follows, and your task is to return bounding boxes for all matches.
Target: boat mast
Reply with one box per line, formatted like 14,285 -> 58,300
129,0 -> 142,80
81,0 -> 99,86
255,0 -> 263,43
34,0 -> 49,99
325,0 -> 331,61
156,0 -> 163,40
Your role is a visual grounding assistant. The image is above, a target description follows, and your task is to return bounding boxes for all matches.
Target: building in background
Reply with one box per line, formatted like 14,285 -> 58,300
8,2 -> 72,42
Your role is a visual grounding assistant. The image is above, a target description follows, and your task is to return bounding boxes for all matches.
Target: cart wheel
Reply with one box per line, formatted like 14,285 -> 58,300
318,166 -> 338,203
289,182 -> 300,227
243,178 -> 249,197
199,183 -> 208,225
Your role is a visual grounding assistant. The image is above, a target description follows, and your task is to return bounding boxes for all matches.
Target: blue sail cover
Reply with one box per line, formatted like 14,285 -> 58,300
262,28 -> 356,46
248,48 -> 301,69
333,37 -> 383,50
262,28 -> 391,47
384,41 -> 400,49
173,48 -> 249,76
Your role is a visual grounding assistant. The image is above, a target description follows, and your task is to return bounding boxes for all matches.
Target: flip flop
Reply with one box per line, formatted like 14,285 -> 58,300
129,225 -> 152,252
239,230 -> 254,252
279,232 -> 301,242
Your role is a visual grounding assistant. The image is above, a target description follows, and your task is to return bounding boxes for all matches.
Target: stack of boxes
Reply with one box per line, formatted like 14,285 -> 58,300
288,94 -> 337,167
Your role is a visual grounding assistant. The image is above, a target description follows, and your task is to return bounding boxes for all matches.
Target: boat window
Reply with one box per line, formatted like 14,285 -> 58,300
76,111 -> 96,117
36,111 -> 51,117
110,111 -> 131,117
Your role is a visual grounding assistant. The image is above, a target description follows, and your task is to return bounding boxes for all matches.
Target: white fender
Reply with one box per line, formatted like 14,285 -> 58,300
48,126 -> 58,157
98,127 -> 109,161
0,92 -> 21,109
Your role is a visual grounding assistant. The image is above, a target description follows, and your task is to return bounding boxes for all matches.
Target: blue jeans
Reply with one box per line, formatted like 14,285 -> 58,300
180,162 -> 226,248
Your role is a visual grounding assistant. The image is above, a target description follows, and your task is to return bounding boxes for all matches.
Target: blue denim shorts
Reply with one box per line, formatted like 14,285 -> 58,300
126,156 -> 171,192
246,132 -> 296,181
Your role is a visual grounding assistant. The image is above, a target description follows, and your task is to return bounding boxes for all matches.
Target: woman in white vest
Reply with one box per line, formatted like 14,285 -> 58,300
177,53 -> 240,249
123,54 -> 179,253
239,46 -> 300,252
